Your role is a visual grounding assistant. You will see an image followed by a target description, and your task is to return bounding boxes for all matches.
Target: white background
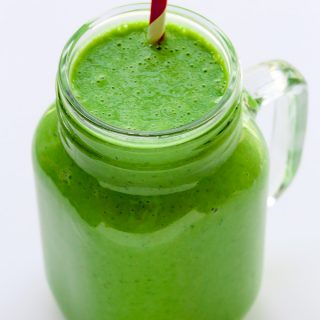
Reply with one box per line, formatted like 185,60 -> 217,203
1,0 -> 319,319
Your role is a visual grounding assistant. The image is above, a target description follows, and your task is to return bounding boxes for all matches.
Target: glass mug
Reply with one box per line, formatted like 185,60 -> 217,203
33,4 -> 308,320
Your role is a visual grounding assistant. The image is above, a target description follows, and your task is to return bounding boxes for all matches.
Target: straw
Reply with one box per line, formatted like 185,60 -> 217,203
148,0 -> 167,44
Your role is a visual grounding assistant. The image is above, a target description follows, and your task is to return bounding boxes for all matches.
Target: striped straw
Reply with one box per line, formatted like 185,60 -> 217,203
148,0 -> 167,44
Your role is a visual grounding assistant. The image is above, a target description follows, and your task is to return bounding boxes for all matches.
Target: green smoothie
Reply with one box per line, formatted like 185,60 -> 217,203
33,19 -> 269,320
70,22 -> 227,132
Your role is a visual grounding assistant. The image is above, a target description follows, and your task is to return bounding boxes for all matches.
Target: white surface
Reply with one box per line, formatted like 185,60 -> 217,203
1,0 -> 319,319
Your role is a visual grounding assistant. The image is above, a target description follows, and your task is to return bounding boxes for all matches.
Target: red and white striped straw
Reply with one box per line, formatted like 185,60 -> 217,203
148,0 -> 167,44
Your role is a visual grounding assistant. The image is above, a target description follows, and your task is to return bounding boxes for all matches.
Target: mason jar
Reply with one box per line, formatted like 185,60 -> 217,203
33,4 -> 308,320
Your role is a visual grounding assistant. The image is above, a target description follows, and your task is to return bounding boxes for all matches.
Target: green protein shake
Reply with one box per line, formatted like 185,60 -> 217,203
70,22 -> 227,131
33,19 -> 268,320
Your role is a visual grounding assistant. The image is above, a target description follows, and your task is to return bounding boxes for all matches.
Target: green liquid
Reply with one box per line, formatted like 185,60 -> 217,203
70,22 -> 227,131
33,21 -> 269,320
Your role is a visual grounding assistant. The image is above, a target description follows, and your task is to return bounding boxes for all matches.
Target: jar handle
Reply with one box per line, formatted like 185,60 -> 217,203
244,60 -> 308,206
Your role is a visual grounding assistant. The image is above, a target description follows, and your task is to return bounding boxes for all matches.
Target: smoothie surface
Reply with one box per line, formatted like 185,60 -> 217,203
70,22 -> 228,132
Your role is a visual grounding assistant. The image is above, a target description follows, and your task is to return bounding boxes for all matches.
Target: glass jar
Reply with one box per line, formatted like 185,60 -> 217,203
33,4 -> 308,320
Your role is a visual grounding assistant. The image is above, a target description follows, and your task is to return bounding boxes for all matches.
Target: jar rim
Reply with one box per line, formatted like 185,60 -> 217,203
57,3 -> 242,144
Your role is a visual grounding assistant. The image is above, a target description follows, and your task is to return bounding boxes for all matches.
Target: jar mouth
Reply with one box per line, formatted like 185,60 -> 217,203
57,3 -> 241,141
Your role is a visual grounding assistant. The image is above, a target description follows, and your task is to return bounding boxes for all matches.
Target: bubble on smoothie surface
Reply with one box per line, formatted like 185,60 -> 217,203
70,22 -> 228,132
